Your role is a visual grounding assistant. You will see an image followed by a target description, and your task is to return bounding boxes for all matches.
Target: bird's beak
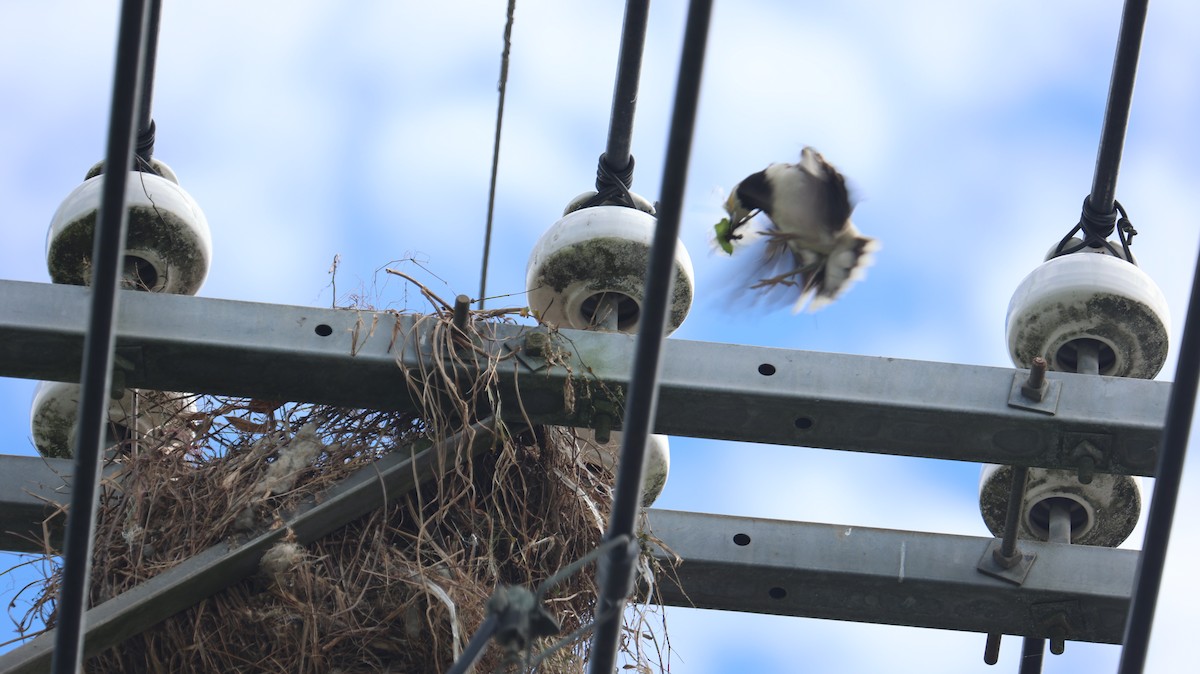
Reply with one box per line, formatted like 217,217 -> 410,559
724,193 -> 752,231
723,193 -> 741,221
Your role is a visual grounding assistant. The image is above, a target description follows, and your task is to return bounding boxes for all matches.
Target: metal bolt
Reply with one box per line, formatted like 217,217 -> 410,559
1028,356 -> 1047,386
1021,356 -> 1048,402
1076,454 -> 1096,485
983,632 -> 1002,665
1044,612 -> 1070,655
452,294 -> 470,333
1070,439 -> 1104,485
996,465 -> 1030,565
524,331 -> 549,358
593,412 -> 613,445
1046,614 -> 1065,652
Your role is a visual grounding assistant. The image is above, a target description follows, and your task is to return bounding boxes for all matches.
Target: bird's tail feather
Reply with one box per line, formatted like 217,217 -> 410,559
806,232 -> 879,311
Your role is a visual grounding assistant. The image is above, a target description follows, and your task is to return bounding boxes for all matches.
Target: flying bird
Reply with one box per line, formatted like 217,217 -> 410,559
715,147 -> 878,312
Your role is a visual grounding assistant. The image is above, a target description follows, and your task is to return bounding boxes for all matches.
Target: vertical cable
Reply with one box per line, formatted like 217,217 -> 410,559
50,1 -> 150,671
134,0 -> 162,165
1019,637 -> 1046,673
1081,0 -> 1149,239
585,1 -> 712,672
588,0 -> 651,207
1118,242 -> 1200,672
478,0 -> 517,310
601,0 -> 651,177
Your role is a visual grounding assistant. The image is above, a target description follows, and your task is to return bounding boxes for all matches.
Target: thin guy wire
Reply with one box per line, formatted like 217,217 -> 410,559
478,0 -> 516,310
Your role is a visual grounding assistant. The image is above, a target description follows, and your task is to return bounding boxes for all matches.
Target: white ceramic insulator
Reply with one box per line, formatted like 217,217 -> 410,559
526,205 -> 694,334
580,430 -> 670,507
978,463 -> 1141,548
1044,238 -> 1136,265
1006,252 -> 1170,378
84,158 -> 178,184
46,160 -> 212,296
30,381 -> 196,458
562,190 -> 656,216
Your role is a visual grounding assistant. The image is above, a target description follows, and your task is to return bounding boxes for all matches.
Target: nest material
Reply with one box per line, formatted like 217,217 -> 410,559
11,307 -> 670,673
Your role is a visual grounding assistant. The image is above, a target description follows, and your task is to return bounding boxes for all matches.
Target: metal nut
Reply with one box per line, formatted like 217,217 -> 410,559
524,331 -> 549,358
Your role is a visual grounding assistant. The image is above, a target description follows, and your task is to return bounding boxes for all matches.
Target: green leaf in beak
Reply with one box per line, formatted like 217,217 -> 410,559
714,217 -> 735,255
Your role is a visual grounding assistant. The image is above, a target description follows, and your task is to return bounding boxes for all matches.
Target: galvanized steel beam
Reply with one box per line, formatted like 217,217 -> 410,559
644,509 -> 1136,644
0,279 -> 1169,475
0,471 -> 1137,647
0,455 -> 73,553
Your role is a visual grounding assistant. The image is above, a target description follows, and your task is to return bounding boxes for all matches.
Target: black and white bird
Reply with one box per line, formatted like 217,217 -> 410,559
715,147 -> 878,312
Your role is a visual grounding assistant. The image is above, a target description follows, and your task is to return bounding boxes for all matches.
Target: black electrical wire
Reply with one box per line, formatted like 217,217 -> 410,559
477,0 -> 516,310
51,0 -> 152,671
445,614 -> 499,674
583,0 -> 652,211
444,534 -> 632,673
602,0 -> 650,178
134,0 -> 162,166
1019,637 -> 1046,674
1053,199 -> 1138,261
585,1 -> 712,672
1079,0 -> 1148,243
1117,242 -> 1200,672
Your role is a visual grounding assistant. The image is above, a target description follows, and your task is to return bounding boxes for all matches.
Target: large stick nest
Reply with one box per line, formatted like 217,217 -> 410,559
11,307 -> 670,672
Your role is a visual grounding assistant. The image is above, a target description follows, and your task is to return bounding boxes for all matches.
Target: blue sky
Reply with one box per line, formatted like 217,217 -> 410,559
3,1 -> 1200,671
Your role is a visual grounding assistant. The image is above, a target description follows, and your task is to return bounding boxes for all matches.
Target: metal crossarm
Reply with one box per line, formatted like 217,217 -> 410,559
0,455 -> 83,553
0,279 -> 1170,476
644,509 -> 1136,645
0,474 -> 1138,650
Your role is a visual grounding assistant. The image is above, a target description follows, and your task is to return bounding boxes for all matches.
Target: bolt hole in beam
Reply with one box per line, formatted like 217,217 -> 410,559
314,324 -> 333,337
768,587 -> 788,600
732,533 -> 751,546
758,363 -> 776,376
794,417 -> 814,430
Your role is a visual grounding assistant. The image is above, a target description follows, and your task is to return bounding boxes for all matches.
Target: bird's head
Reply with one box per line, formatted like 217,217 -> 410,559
726,169 -> 771,227
714,169 -> 771,254
723,190 -> 750,228
714,189 -> 753,254
799,146 -> 826,177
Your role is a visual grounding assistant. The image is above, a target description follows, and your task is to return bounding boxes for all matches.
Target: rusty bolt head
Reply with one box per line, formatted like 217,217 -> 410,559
1021,356 -> 1049,402
524,331 -> 549,358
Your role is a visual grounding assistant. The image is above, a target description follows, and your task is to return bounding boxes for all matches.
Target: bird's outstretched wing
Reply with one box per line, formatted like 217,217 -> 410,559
720,223 -> 825,312
812,160 -> 853,236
